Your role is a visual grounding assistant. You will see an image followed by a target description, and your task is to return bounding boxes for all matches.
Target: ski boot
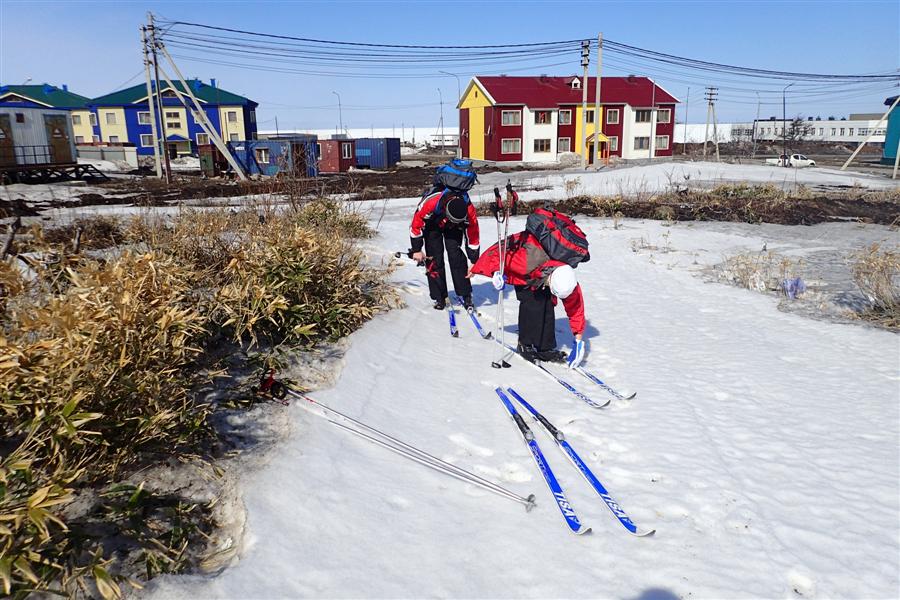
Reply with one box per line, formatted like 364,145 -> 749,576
517,343 -> 540,363
462,295 -> 475,313
433,297 -> 447,310
536,349 -> 568,364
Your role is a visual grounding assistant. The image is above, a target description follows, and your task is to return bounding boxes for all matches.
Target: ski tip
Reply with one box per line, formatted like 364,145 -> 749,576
634,528 -> 656,537
587,398 -> 612,409
484,332 -> 493,340
573,525 -> 593,536
625,392 -> 637,400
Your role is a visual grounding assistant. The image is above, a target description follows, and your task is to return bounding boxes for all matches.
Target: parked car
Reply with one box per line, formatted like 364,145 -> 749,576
765,154 -> 817,167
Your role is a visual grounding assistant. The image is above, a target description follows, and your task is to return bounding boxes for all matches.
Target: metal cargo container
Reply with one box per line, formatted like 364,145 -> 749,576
317,139 -> 355,173
354,137 -> 401,170
227,137 -> 318,178
0,106 -> 76,167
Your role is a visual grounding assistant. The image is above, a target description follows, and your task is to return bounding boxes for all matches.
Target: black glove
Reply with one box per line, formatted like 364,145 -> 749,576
410,237 -> 424,254
466,246 -> 480,264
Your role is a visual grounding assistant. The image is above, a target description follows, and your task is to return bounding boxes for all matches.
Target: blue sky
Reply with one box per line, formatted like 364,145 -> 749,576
2,0 -> 898,130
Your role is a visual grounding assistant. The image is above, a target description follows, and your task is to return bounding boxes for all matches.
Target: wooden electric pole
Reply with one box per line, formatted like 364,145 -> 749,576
580,40 -> 590,169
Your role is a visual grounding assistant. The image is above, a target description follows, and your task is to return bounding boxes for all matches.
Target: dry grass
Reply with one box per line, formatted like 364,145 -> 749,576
852,243 -> 900,328
715,250 -> 804,293
0,199 -> 395,598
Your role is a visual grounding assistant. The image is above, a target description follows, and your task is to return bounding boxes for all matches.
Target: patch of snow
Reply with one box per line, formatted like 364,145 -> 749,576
145,199 -> 899,599
77,157 -> 133,173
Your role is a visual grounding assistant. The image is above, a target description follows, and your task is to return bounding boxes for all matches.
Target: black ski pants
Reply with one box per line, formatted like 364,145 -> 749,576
424,226 -> 472,301
515,285 -> 556,352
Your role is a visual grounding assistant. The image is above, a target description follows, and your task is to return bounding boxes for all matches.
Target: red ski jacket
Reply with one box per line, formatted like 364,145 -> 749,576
409,190 -> 480,253
471,231 -> 586,336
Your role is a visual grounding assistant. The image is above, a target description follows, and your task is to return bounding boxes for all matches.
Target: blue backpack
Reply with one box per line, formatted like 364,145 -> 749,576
433,159 -> 478,192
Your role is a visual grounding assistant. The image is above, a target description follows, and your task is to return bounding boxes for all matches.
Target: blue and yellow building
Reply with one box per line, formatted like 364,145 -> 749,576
88,79 -> 258,156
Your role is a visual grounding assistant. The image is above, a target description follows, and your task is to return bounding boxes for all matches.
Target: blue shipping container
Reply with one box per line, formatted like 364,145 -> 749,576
228,137 -> 318,177
354,137 -> 401,170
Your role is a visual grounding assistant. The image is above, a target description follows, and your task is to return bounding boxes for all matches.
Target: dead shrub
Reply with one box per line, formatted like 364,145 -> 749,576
852,243 -> 900,327
715,250 -> 803,292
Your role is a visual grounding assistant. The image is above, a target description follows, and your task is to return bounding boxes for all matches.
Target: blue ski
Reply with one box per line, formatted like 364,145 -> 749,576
452,295 -> 492,339
494,388 -> 590,535
494,340 -> 609,409
507,387 -> 655,537
574,367 -> 636,401
448,305 -> 458,338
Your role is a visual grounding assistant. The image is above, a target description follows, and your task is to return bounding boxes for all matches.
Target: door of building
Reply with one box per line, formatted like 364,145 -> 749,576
0,114 -> 15,167
43,114 -> 73,163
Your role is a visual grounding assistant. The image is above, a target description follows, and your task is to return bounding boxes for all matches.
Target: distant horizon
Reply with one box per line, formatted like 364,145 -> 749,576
2,1 -> 897,130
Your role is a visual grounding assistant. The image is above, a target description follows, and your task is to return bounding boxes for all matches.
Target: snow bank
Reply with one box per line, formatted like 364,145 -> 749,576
145,200 -> 899,599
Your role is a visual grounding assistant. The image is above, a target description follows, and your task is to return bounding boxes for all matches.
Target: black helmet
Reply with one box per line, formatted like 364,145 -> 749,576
443,194 -> 468,224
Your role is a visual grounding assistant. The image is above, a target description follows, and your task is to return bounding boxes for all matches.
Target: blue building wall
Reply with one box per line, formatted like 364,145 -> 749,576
228,138 -> 318,177
883,98 -> 899,165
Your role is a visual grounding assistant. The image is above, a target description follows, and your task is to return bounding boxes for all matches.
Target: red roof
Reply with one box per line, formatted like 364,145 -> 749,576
474,76 -> 678,107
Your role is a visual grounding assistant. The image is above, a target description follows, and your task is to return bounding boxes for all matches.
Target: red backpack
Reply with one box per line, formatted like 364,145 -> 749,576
525,207 -> 590,268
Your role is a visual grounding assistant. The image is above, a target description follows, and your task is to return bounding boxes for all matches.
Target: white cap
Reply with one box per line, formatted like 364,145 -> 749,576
549,265 -> 577,299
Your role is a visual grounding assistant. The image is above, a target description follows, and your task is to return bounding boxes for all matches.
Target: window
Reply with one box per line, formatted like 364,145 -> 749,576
558,137 -> 571,152
501,110 -> 521,126
140,134 -> 153,147
105,112 -> 117,125
840,128 -> 845,136
138,112 -> 151,125
606,109 -> 620,125
585,110 -> 594,124
316,143 -> 321,157
72,114 -> 82,125
165,111 -> 179,119
501,138 -> 521,154
109,135 -> 120,143
656,108 -> 671,124
91,134 -> 100,142
635,110 -> 652,123
655,135 -> 669,150
533,139 -> 551,153
571,78 -> 581,89
634,136 -> 650,150
341,143 -> 352,159
858,128 -> 868,136
227,111 -> 238,123
831,128 -> 836,135
75,135 -> 85,144
167,121 -> 182,130
196,133 -> 210,146
534,110 -> 552,124
255,148 -> 270,163
229,133 -> 239,142
559,110 -> 572,125
819,128 -> 824,135
608,136 -> 618,152
89,113 -> 97,126
249,111 -> 256,123
848,128 -> 854,136
15,113 -> 24,123
876,129 -> 885,135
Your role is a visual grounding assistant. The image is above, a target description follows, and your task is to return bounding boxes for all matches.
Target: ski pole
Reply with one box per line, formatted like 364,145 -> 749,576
287,387 -> 536,510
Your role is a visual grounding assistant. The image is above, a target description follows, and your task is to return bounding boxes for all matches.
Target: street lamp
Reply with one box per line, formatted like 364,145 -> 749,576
332,91 -> 343,136
782,82 -> 795,165
439,70 -> 461,103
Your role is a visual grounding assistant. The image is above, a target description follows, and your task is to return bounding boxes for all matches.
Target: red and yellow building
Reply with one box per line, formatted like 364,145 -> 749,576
458,75 -> 678,163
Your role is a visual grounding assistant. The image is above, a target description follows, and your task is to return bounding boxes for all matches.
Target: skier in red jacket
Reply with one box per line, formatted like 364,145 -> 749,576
470,231 -> 585,365
410,189 -> 481,310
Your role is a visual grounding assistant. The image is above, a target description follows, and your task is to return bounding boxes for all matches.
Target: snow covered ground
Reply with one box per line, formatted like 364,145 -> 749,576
145,199 -> 899,599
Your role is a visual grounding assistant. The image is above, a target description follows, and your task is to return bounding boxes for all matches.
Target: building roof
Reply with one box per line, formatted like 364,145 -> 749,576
92,79 -> 257,107
472,75 -> 679,107
0,84 -> 91,108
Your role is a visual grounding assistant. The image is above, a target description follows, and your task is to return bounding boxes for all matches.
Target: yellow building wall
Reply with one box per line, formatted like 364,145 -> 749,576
460,82 -> 491,160
97,108 -> 127,142
219,105 -> 245,141
70,110 -> 93,142
160,107 -> 188,139
574,106 -> 604,157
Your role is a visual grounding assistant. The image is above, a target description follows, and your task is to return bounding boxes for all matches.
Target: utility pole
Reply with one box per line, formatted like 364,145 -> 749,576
140,25 -> 162,177
579,40 -> 590,169
438,87 -> 444,154
751,91 -> 761,158
275,116 -> 280,138
683,87 -> 689,154
332,91 -> 343,136
592,33 -> 602,167
782,82 -> 795,165
703,87 -> 719,162
148,12 -> 171,183
648,80 -> 657,162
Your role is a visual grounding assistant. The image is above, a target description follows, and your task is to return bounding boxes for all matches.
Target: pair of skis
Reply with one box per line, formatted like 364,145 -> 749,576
496,386 -> 654,537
